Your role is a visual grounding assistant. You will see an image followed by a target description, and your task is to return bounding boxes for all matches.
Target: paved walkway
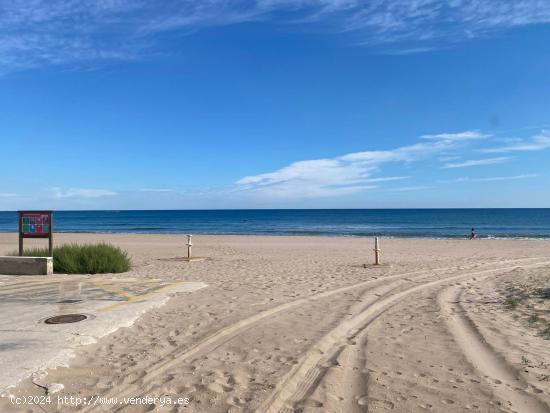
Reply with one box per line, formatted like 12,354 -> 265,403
0,274 -> 206,394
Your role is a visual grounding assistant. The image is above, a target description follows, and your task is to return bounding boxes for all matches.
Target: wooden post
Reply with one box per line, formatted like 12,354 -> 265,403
186,234 -> 193,259
374,236 -> 381,265
18,213 -> 23,256
48,213 -> 53,257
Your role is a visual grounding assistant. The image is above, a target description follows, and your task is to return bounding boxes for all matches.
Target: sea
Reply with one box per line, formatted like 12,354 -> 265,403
0,209 -> 549,239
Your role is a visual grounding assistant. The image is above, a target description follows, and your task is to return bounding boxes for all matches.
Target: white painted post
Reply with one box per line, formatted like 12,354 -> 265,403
374,236 -> 381,265
186,234 -> 193,259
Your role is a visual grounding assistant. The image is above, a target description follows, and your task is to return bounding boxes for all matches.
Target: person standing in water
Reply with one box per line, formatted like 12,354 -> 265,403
470,228 -> 476,239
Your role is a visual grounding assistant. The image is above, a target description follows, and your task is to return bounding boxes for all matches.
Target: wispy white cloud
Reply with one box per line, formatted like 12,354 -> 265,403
442,157 -> 510,169
480,130 -> 550,153
391,186 -> 432,192
363,176 -> 410,183
138,188 -> 176,192
438,155 -> 461,161
50,187 -> 117,199
421,130 -> 491,141
382,46 -> 438,55
236,130 -> 473,198
0,1 -> 142,71
236,158 -> 378,198
0,192 -> 18,198
2,1 -> 550,71
441,174 -> 538,183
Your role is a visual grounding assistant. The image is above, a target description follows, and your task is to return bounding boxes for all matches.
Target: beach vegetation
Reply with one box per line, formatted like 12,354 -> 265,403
528,315 -> 539,324
12,243 -> 130,274
504,297 -> 522,310
535,287 -> 550,299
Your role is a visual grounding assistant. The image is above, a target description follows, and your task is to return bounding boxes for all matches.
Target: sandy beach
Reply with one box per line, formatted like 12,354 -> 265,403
0,233 -> 549,413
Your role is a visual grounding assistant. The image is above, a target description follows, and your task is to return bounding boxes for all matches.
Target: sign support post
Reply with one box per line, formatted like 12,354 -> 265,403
49,232 -> 53,257
18,213 -> 23,256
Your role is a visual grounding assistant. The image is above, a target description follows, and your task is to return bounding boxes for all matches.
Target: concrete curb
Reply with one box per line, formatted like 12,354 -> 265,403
0,256 -> 53,275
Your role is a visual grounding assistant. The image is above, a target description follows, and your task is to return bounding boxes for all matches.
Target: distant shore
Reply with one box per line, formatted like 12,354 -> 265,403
2,233 -> 550,260
1,231 -> 549,242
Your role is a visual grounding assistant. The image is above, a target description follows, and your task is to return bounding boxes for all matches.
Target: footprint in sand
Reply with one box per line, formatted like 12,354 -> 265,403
226,395 -> 245,407
232,372 -> 250,385
298,399 -> 323,408
207,382 -> 233,393
357,396 -> 395,409
122,371 -> 146,385
321,359 -> 340,368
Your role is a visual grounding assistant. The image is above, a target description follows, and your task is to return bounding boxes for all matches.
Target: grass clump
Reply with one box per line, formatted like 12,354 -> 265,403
14,243 -> 130,274
504,297 -> 522,310
528,314 -> 539,324
535,287 -> 550,299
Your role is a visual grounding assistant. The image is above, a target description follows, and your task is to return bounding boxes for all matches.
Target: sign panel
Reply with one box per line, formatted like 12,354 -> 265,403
21,212 -> 51,237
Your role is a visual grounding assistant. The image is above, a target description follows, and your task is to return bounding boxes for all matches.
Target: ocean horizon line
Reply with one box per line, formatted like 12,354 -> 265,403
0,209 -> 548,239
1,207 -> 550,213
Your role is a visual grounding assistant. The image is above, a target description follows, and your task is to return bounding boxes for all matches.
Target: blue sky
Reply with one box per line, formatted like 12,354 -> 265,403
1,0 -> 549,209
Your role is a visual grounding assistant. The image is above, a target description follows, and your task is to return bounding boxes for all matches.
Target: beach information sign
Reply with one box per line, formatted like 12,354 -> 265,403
19,211 -> 54,256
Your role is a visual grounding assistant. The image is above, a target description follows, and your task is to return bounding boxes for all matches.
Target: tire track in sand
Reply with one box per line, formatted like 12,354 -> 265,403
80,257 -> 548,412
84,265 -> 442,412
438,282 -> 550,413
257,259 -> 550,413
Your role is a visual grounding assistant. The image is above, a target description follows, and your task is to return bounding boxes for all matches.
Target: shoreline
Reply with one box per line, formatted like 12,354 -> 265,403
0,231 -> 549,241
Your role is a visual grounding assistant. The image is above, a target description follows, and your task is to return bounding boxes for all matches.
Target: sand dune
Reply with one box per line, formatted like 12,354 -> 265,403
0,234 -> 549,412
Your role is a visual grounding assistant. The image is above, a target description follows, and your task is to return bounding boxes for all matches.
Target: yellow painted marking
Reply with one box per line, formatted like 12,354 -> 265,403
0,276 -> 188,313
1,279 -> 59,287
0,276 -> 90,294
0,277 -> 158,289
1,278 -> 54,285
97,282 -> 185,312
133,282 -> 184,300
2,276 -> 79,285
97,300 -> 140,312
101,279 -> 163,283
0,281 -> 63,295
88,280 -> 138,301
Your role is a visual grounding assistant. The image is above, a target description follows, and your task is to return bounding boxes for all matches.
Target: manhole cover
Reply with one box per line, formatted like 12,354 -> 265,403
56,299 -> 82,304
44,314 -> 87,324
